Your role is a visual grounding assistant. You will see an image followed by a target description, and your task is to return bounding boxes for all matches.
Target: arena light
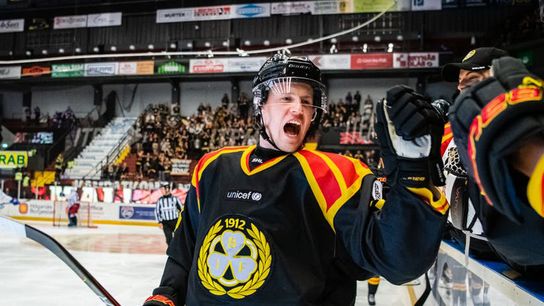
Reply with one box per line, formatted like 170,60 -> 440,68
186,42 -> 193,49
148,44 -> 154,50
93,46 -> 100,53
285,38 -> 292,45
374,35 -> 381,42
263,40 -> 270,46
352,36 -> 359,42
25,50 -> 32,56
204,41 -> 211,48
110,46 -> 117,52
222,41 -> 229,47
396,34 -> 404,41
58,48 -> 64,54
129,45 -> 135,50
8,51 -> 12,56
169,43 -> 177,49
41,49 -> 48,55
75,47 -> 81,53
244,40 -> 251,46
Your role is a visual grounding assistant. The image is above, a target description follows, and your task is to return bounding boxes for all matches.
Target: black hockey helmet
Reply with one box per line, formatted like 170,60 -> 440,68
252,53 -> 328,145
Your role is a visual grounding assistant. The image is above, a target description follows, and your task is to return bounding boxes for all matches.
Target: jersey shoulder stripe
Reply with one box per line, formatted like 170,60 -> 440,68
441,122 -> 453,157
191,146 -> 248,211
294,149 -> 372,231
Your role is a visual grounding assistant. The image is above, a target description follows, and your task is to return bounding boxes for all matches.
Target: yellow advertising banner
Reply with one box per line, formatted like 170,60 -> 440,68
354,0 -> 395,12
0,151 -> 28,169
136,61 -> 155,75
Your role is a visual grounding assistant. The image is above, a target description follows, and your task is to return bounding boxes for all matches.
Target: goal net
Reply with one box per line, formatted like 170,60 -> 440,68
52,200 -> 96,228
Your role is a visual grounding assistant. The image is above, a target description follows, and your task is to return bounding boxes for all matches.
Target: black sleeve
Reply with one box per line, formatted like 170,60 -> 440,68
334,175 -> 447,284
152,187 -> 199,305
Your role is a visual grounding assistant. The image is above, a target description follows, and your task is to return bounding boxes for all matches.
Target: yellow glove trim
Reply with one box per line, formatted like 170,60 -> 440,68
527,154 -> 544,218
406,186 -> 449,215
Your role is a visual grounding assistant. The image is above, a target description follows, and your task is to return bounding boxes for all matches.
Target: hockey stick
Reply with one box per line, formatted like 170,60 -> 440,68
0,216 -> 121,306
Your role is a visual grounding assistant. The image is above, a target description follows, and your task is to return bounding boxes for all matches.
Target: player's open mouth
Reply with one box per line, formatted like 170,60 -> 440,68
283,120 -> 301,136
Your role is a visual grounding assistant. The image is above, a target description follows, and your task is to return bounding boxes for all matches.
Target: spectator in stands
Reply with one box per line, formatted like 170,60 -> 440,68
221,93 -> 230,108
354,90 -> 362,111
237,92 -> 250,119
33,106 -> 41,124
55,154 -> 64,181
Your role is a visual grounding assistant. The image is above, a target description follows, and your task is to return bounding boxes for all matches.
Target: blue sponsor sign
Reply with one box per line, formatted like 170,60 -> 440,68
236,4 -> 266,17
119,205 -> 156,220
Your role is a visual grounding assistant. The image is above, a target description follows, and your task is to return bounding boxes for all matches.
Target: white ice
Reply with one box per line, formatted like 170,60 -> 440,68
0,221 -> 417,305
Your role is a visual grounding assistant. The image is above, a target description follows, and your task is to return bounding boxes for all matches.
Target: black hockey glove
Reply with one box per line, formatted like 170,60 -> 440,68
448,56 -> 544,222
375,85 -> 445,188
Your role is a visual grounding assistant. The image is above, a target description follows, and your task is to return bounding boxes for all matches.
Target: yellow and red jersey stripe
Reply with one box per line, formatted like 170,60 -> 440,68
294,149 -> 372,231
191,146 -> 248,211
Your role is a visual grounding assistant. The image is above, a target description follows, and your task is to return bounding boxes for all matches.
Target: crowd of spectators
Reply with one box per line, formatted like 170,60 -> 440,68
127,94 -> 258,181
101,91 -> 378,181
322,91 -> 375,137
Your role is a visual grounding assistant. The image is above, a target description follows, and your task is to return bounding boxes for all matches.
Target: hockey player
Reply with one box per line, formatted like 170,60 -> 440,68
67,189 -> 80,227
0,189 -> 19,208
143,53 -> 448,306
442,48 -> 544,277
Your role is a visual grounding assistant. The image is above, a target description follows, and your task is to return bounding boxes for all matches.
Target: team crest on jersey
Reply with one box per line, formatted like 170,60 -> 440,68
198,216 -> 272,299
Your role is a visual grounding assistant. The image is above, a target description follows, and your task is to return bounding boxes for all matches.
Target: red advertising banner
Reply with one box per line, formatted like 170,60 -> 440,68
22,66 -> 51,77
350,54 -> 393,69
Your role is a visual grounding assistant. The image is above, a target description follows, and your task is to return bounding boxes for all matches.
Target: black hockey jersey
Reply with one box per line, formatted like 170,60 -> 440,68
152,145 -> 447,305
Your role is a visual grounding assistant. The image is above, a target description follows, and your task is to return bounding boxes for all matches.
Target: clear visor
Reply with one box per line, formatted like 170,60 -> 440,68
253,77 -> 328,116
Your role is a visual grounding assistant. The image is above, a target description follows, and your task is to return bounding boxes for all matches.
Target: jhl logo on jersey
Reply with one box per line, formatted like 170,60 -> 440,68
198,216 -> 271,299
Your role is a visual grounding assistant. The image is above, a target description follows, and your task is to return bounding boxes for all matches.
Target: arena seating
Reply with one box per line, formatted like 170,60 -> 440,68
64,117 -> 136,180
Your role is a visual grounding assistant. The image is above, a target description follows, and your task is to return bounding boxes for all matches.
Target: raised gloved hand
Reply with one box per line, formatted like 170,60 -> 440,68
10,198 -> 19,205
448,56 -> 544,222
375,85 -> 445,187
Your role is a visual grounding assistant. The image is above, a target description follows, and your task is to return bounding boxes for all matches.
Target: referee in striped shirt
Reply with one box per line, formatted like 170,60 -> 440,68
155,183 -> 182,245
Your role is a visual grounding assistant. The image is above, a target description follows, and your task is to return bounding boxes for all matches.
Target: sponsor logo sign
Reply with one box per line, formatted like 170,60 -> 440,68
0,151 -> 28,169
351,53 -> 393,69
87,12 -> 122,27
393,52 -> 439,68
190,59 -> 226,73
84,62 -> 118,77
313,0 -> 352,14
156,8 -> 193,23
118,61 -> 154,75
119,206 -> 156,220
411,0 -> 442,10
193,5 -> 233,21
353,0 -> 396,13
54,15 -> 88,29
271,1 -> 314,15
189,57 -> 266,73
171,159 -> 192,176
22,66 -> 51,77
157,61 -> 185,74
0,18 -> 24,33
226,57 -> 267,72
52,64 -> 85,78
0,66 -> 21,79
310,54 -> 350,70
233,3 -> 270,18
